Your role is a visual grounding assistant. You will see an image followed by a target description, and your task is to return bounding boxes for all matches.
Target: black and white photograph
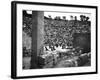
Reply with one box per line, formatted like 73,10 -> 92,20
11,1 -> 97,79
23,10 -> 91,69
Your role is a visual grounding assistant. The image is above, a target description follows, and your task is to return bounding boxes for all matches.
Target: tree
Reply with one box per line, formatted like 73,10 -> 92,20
83,15 -> 86,21
86,17 -> 89,21
63,16 -> 66,20
75,16 -> 77,21
80,15 -> 83,21
70,15 -> 73,20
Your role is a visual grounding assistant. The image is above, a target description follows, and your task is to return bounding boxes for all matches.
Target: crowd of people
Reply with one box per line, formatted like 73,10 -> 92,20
44,16 -> 90,49
22,12 -> 91,57
22,12 -> 91,69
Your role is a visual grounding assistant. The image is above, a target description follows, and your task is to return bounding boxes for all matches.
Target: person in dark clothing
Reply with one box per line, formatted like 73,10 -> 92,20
77,54 -> 89,66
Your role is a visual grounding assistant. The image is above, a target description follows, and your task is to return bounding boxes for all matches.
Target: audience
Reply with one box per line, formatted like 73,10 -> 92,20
23,13 -> 91,68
